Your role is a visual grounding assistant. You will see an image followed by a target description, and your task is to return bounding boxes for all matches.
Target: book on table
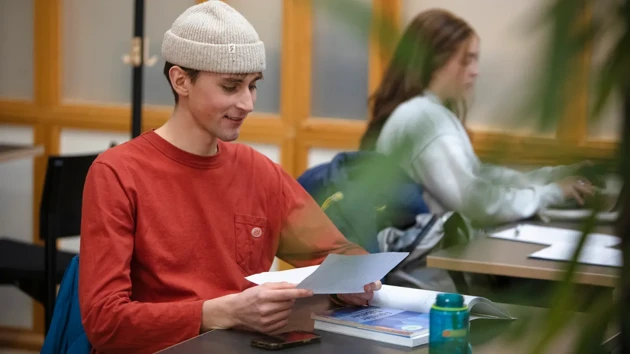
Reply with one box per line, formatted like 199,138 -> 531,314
245,258 -> 514,348
311,285 -> 515,348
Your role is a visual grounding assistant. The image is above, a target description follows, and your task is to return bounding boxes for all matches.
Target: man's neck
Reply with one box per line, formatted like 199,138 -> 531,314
155,105 -> 219,157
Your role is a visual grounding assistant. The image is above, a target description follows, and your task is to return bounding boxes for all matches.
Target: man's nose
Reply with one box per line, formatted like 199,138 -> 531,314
236,90 -> 254,112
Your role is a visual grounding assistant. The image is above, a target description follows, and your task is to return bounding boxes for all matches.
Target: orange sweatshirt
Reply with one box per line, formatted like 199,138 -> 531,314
79,131 -> 365,353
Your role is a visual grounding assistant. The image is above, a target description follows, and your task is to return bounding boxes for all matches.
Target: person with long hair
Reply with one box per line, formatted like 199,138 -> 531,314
360,9 -> 594,225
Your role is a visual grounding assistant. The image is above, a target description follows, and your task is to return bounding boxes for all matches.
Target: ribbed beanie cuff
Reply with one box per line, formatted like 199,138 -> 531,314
161,0 -> 266,74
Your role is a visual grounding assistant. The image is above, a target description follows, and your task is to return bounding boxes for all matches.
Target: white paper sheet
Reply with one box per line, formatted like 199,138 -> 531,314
529,243 -> 622,268
490,224 -> 620,248
245,265 -> 319,285
245,252 -> 409,294
539,209 -> 618,223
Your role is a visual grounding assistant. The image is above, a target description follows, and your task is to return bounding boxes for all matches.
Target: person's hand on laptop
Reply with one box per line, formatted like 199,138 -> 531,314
336,281 -> 382,306
558,175 -> 596,206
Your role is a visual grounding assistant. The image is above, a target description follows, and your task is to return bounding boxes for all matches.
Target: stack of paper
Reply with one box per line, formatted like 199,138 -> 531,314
490,224 -> 620,247
529,242 -> 622,268
490,224 -> 623,268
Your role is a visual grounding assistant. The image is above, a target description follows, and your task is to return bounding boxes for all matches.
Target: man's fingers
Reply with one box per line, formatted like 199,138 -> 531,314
262,316 -> 291,334
340,292 -> 373,306
260,307 -> 293,328
259,298 -> 295,316
263,282 -> 298,290
263,288 -> 313,302
363,281 -> 382,292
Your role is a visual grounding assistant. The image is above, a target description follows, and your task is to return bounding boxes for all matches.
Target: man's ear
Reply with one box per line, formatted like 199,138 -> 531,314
169,66 -> 191,99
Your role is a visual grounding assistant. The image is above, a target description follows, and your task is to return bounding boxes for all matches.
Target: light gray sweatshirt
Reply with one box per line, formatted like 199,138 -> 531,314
376,91 -> 575,225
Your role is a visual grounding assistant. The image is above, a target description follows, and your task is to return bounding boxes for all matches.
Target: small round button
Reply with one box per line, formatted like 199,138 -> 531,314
251,227 -> 262,238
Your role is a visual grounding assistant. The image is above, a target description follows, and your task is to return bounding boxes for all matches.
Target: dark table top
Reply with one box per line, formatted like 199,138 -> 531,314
157,295 -> 618,354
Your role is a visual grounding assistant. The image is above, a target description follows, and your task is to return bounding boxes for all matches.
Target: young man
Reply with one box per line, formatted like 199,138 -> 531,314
78,2 -> 379,353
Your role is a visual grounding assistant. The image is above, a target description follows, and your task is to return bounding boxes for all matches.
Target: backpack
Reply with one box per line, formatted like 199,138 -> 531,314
41,256 -> 92,354
297,151 -> 430,252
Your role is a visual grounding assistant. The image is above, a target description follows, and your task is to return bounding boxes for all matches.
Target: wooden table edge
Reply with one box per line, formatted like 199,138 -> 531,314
426,254 -> 618,288
0,145 -> 44,163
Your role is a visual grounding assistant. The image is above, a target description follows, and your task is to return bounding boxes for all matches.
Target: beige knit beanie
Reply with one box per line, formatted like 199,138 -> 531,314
161,0 -> 265,74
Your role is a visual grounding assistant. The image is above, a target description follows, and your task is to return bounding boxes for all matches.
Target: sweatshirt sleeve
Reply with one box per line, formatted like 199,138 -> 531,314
478,162 -> 578,188
276,168 -> 367,267
409,135 -> 565,225
79,162 -> 204,353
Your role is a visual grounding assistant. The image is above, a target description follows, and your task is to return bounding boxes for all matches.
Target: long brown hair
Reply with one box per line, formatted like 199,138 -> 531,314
360,9 -> 475,151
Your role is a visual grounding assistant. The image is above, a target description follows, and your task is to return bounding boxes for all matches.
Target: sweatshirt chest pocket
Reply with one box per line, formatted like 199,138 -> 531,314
234,214 -> 268,273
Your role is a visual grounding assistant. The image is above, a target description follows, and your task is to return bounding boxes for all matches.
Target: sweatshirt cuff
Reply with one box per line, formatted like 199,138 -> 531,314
185,300 -> 207,336
538,183 -> 564,208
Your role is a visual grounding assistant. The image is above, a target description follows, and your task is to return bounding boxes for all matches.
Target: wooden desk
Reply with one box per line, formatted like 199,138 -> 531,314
0,144 -> 44,163
157,295 -> 618,354
427,222 -> 619,288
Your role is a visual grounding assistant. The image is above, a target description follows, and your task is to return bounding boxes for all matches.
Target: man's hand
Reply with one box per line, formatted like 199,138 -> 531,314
336,281 -> 382,306
224,282 -> 313,333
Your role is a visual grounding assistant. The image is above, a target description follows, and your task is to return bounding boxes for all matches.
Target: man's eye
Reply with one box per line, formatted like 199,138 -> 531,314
249,85 -> 257,91
222,86 -> 237,93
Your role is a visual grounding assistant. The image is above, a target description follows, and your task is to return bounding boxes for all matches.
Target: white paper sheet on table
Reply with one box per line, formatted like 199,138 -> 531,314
539,209 -> 618,223
529,242 -> 622,268
490,224 -> 620,248
245,252 -> 409,294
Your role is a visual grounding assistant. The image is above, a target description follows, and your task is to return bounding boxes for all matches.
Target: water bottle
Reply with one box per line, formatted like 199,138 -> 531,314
429,293 -> 470,354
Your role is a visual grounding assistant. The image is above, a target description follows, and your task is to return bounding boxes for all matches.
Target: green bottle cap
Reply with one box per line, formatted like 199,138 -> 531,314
435,293 -> 465,308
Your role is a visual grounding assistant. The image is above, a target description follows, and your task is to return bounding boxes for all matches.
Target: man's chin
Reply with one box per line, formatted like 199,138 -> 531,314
219,130 -> 240,142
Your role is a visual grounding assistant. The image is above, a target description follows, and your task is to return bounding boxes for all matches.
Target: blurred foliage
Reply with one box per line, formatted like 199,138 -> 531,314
315,0 -> 629,352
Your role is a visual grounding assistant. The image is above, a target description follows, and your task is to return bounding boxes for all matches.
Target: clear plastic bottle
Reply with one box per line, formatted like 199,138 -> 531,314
429,293 -> 470,354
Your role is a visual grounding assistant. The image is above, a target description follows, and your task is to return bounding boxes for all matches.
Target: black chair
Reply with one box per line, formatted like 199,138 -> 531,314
0,152 -> 100,333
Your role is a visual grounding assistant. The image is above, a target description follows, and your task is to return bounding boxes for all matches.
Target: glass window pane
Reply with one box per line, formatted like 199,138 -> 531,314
63,0 -> 195,105
311,0 -> 371,120
308,148 -> 341,168
228,0 -> 283,114
63,0 -> 133,104
0,0 -> 34,100
144,0 -> 197,106
587,2 -> 623,141
588,93 -> 622,140
402,0 -> 555,135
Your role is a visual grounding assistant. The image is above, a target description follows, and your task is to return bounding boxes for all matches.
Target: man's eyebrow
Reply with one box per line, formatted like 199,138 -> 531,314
221,73 -> 263,83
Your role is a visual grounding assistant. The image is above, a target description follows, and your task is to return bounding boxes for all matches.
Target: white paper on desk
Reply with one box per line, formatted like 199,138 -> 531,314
529,243 -> 622,268
245,252 -> 409,294
539,209 -> 618,223
490,224 -> 620,248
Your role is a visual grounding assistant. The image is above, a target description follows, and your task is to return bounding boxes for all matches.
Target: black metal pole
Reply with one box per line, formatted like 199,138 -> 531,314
131,0 -> 145,139
44,222 -> 55,334
620,83 -> 630,354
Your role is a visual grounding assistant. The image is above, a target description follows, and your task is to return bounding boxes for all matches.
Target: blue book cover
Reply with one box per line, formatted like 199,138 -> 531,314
311,306 -> 429,337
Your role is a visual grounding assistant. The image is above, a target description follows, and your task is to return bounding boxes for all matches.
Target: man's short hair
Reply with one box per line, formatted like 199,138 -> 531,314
163,61 -> 200,104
